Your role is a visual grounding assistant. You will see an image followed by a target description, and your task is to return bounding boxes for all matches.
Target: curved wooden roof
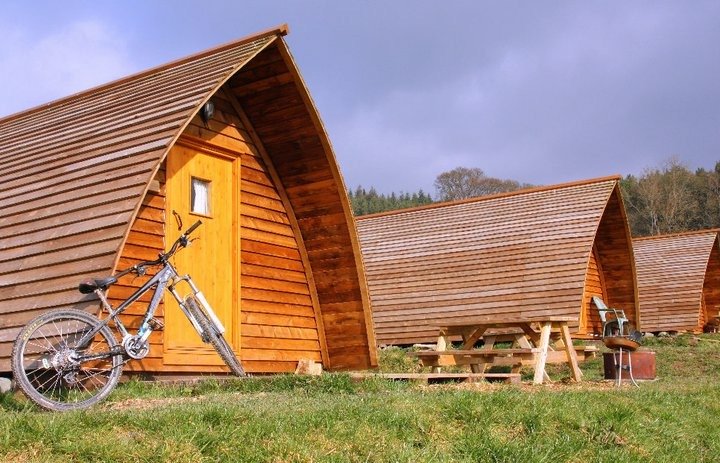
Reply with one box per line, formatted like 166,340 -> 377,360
357,176 -> 637,345
0,25 -> 376,368
634,230 -> 720,332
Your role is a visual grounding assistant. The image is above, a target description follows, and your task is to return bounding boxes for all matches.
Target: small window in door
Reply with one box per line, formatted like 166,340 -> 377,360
191,177 -> 211,216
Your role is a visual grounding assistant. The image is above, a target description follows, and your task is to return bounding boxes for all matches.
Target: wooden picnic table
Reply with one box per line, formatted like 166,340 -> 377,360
412,315 -> 583,384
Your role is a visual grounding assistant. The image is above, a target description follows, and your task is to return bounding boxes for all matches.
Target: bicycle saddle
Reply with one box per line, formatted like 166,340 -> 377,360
78,276 -> 118,294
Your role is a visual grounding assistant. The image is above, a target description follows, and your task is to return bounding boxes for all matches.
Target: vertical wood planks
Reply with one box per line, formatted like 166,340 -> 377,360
230,41 -> 377,370
0,26 -> 380,374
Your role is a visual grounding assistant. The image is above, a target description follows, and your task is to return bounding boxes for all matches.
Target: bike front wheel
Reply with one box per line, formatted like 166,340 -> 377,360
11,309 -> 123,411
185,297 -> 245,376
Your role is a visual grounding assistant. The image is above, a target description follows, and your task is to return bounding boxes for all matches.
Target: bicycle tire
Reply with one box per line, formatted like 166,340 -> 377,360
11,309 -> 123,411
185,297 -> 246,376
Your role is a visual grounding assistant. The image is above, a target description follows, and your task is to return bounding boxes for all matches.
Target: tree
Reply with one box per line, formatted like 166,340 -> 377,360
351,159 -> 720,231
348,185 -> 434,216
692,161 -> 720,229
621,157 -> 702,236
434,167 -> 529,201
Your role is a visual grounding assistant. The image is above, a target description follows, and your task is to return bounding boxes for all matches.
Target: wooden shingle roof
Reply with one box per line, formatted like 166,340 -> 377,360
634,230 -> 720,333
357,176 -> 637,344
0,28 -> 283,324
0,25 -> 378,371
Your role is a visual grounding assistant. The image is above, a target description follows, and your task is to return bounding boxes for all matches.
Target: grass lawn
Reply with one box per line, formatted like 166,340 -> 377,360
1,334 -> 719,462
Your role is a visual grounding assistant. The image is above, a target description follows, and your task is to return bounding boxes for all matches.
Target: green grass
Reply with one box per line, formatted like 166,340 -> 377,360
1,334 -> 720,462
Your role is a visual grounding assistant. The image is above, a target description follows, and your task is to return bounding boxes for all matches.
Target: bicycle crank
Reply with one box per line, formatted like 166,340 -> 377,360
122,335 -> 150,360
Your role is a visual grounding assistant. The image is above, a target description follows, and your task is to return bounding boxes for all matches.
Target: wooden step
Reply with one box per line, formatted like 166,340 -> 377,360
349,372 -> 521,384
410,349 -> 539,363
410,348 -> 540,357
409,349 -> 540,368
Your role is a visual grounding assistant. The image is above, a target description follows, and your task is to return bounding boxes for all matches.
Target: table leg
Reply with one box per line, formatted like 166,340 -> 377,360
432,331 -> 448,374
510,336 -> 526,374
470,335 -> 495,373
460,327 -> 488,374
461,327 -> 487,350
519,323 -> 541,344
559,323 -> 582,382
481,335 -> 496,350
515,334 -> 533,349
533,322 -> 552,384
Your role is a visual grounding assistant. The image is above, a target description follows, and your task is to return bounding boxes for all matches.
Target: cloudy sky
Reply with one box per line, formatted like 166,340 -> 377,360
1,1 -> 718,195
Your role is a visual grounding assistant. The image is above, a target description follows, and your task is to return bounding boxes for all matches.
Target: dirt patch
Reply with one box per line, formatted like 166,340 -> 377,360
104,395 -> 205,411
103,378 -> 626,412
421,379 -> 623,393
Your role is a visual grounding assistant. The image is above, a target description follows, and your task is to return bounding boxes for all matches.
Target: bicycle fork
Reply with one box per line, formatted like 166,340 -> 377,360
168,275 -> 226,336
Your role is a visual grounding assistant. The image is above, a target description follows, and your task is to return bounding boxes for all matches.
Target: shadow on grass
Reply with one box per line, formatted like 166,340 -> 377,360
0,391 -> 35,412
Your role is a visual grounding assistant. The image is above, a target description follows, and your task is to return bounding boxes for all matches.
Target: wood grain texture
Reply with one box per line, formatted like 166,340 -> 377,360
230,41 -> 377,369
358,178 -> 638,345
0,29 -> 279,371
0,26 -> 375,374
634,230 -> 720,333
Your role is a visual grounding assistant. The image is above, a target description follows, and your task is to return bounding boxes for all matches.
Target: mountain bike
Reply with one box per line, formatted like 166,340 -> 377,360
11,220 -> 245,411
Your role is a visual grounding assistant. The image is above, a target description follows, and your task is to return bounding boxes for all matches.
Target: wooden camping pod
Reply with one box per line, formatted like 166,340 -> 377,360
634,230 -> 720,333
0,25 -> 377,374
356,176 -> 639,345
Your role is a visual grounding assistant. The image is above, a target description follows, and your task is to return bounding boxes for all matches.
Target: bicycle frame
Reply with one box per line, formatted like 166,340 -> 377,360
11,219 -> 247,412
74,260 -> 224,360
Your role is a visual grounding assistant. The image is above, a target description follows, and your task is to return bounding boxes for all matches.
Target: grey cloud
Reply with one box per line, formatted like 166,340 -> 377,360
2,1 -> 719,196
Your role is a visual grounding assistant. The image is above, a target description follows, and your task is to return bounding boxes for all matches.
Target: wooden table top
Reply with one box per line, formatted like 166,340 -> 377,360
436,315 -> 579,329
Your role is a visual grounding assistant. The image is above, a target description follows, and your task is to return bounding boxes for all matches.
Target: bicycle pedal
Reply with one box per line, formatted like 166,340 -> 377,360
148,318 -> 164,331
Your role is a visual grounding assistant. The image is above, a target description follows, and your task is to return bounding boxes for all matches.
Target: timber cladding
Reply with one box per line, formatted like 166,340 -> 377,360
0,25 -> 376,373
633,230 -> 720,333
357,176 -> 638,345
229,42 -> 377,370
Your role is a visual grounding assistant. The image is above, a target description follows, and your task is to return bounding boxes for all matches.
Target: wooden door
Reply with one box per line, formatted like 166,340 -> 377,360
163,143 -> 240,367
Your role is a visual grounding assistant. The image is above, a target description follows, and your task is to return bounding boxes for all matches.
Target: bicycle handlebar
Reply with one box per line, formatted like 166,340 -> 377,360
121,220 -> 203,275
164,219 -> 203,259
185,220 -> 202,236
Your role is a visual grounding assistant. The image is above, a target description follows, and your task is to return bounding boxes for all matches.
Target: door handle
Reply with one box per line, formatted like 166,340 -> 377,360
172,210 -> 183,231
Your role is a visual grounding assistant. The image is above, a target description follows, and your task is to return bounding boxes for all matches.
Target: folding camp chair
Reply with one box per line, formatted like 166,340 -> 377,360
592,296 -> 640,387
591,296 -> 630,338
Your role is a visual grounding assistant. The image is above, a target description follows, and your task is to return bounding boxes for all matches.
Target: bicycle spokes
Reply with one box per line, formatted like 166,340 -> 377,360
12,310 -> 123,411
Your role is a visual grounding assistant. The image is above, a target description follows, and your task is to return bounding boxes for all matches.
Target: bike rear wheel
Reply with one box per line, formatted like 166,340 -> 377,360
11,309 -> 123,411
185,297 -> 245,376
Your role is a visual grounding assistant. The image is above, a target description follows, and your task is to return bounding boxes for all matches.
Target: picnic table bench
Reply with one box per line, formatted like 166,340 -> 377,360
412,348 -> 540,367
411,316 -> 584,384
349,372 -> 522,384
